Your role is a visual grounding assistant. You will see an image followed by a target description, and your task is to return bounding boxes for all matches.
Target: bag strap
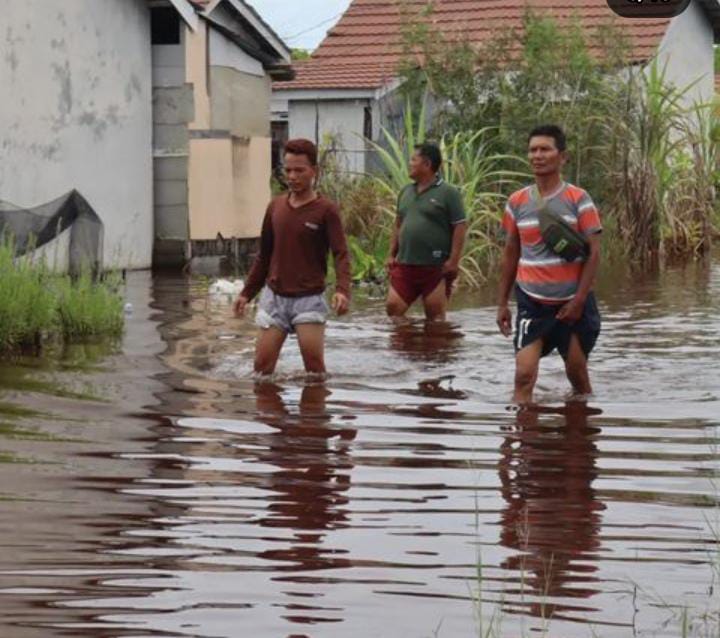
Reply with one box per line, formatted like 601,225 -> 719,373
530,183 -> 566,221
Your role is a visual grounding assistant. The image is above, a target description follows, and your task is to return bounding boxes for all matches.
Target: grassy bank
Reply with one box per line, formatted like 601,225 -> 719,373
0,237 -> 125,353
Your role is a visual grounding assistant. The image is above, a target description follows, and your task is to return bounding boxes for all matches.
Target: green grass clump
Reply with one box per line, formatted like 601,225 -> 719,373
0,236 -> 125,353
0,240 -> 56,351
54,270 -> 124,339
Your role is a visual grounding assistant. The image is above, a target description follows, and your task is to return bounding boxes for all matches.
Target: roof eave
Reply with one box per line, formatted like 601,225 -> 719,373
201,0 -> 291,63
165,0 -> 200,31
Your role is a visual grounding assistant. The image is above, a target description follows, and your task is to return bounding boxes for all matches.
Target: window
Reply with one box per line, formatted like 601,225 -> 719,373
151,7 -> 181,45
364,105 -> 373,140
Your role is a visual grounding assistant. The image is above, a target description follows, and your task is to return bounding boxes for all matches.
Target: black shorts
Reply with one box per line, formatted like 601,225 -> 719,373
513,286 -> 601,359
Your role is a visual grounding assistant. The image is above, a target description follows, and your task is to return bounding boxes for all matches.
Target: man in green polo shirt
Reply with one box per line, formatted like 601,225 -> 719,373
385,142 -> 467,321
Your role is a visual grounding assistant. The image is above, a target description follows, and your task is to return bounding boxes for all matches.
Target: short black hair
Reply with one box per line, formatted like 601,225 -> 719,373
528,125 -> 567,152
414,142 -> 442,172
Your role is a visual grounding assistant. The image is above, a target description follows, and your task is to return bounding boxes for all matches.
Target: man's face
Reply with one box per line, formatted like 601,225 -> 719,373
409,151 -> 432,180
284,152 -> 317,193
528,135 -> 566,177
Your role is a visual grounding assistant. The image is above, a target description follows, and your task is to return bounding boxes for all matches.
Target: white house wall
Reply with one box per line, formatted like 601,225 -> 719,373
289,100 -> 368,175
656,0 -> 715,106
209,27 -> 265,78
0,0 -> 154,270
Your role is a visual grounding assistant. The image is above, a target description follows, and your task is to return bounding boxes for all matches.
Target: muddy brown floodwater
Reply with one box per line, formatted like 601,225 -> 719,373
0,262 -> 718,638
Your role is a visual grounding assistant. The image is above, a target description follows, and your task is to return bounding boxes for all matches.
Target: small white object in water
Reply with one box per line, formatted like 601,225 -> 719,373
124,303 -> 134,315
208,278 -> 244,303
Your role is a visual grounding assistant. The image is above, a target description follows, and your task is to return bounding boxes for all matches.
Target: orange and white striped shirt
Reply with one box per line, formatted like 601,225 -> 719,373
502,182 -> 602,303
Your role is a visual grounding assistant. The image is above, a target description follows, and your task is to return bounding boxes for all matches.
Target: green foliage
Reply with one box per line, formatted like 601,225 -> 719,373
317,134 -> 396,284
0,235 -> 125,353
0,238 -> 56,351
347,235 -> 387,283
395,6 -> 718,264
53,270 -> 125,339
601,60 -> 717,259
291,48 -> 312,61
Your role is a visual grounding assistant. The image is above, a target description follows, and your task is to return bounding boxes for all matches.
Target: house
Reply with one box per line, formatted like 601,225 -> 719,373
0,0 -> 291,272
273,0 -> 720,176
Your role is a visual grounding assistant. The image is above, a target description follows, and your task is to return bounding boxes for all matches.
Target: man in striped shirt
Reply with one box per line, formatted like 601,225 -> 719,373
497,125 -> 602,404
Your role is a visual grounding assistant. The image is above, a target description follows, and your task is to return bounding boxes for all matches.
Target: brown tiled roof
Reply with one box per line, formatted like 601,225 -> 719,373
274,0 -> 671,91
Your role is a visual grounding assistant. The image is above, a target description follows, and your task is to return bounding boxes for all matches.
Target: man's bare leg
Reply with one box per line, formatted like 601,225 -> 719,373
295,323 -> 326,374
564,334 -> 592,396
254,327 -> 287,375
514,338 -> 543,404
422,279 -> 449,322
386,286 -> 411,319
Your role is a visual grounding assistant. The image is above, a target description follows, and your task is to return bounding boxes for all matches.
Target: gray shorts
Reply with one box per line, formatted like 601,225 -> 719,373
255,287 -> 329,334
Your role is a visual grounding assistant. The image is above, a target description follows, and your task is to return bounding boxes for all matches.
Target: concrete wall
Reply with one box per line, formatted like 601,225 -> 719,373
656,1 -> 715,106
289,99 -> 369,174
187,134 -> 270,240
210,67 -> 272,137
0,0 -> 154,270
183,24 -> 273,242
152,27 -> 192,256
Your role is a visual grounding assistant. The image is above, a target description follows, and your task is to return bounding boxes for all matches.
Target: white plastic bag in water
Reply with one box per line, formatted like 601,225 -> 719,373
208,279 -> 244,304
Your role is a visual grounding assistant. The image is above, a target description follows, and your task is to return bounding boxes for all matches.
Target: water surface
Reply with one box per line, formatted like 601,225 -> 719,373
0,263 -> 718,637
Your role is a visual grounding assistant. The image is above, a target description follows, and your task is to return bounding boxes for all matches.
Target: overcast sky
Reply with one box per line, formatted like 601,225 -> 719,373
249,0 -> 352,51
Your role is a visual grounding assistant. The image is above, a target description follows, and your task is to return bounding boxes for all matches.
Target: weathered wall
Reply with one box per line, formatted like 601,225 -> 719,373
656,1 -> 714,107
184,23 -> 273,242
289,99 -> 369,175
210,68 -> 272,137
187,133 -> 271,240
0,0 -> 154,269
152,27 -> 192,259
209,28 -> 271,137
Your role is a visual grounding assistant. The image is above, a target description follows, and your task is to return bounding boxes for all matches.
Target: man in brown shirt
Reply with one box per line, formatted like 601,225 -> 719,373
233,139 -> 351,376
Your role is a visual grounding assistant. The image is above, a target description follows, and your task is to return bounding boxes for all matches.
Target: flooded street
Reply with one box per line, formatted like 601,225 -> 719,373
0,263 -> 718,638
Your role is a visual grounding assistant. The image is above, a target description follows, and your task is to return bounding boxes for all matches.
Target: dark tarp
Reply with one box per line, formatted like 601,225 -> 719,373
0,190 -> 103,274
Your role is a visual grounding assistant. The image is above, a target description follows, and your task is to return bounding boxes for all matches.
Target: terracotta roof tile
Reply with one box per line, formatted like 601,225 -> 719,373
275,0 -> 671,91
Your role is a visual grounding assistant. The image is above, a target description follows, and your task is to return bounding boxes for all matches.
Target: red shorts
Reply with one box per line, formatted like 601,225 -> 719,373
389,262 -> 455,305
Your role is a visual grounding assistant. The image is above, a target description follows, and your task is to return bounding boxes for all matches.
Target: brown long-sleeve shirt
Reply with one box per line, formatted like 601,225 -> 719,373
241,194 -> 352,301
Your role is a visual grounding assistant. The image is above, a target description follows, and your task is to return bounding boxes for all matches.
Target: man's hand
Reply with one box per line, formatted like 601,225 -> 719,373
233,295 -> 249,317
497,304 -> 512,337
385,256 -> 397,273
332,292 -> 350,316
556,297 -> 585,323
442,259 -> 460,278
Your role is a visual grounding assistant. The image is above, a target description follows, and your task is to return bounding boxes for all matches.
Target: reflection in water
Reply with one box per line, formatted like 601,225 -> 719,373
390,320 -> 468,399
388,320 -> 464,364
253,383 -> 355,571
498,403 -> 605,619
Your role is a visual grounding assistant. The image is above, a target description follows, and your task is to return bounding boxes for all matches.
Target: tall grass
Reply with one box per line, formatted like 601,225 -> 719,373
0,239 -> 56,351
395,8 -> 719,265
54,270 -> 125,339
0,235 -> 125,353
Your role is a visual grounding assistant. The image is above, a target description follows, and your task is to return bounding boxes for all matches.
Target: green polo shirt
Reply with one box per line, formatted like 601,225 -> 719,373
396,177 -> 466,266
